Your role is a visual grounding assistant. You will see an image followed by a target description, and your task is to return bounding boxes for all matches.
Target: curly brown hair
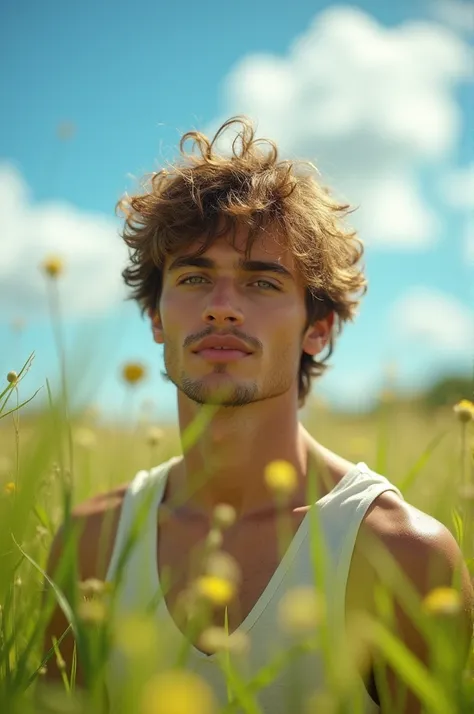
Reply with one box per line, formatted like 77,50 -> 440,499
117,116 -> 367,405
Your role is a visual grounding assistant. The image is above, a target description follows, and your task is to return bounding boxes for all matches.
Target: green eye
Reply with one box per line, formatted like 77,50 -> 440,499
253,280 -> 279,290
179,276 -> 208,285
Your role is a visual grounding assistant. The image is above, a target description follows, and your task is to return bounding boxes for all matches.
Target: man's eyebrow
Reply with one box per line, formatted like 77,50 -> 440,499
167,255 -> 294,280
167,255 -> 214,272
240,259 -> 294,280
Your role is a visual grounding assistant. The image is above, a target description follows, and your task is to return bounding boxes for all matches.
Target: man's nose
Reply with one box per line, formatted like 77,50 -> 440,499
201,283 -> 244,326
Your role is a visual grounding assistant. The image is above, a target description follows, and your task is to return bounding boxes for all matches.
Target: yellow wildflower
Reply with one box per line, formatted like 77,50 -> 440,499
79,578 -> 110,599
41,256 -> 64,278
204,551 -> 240,586
264,459 -> 297,497
6,371 -> 18,384
453,399 -> 474,423
278,586 -> 325,635
212,503 -> 236,530
142,669 -> 217,714
195,575 -> 236,607
4,482 -> 16,495
146,426 -> 164,447
423,587 -> 461,616
78,598 -> 107,624
73,427 -> 97,450
204,528 -> 223,552
199,626 -> 249,655
114,614 -> 158,658
122,362 -> 146,385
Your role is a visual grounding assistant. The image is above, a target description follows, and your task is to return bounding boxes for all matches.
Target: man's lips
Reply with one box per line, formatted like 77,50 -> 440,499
193,347 -> 251,362
192,335 -> 254,362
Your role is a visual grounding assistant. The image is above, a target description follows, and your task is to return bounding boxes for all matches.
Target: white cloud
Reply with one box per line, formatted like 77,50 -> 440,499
439,163 -> 474,263
430,0 -> 474,33
391,286 -> 474,353
440,163 -> 474,209
212,5 -> 472,248
0,163 -> 129,317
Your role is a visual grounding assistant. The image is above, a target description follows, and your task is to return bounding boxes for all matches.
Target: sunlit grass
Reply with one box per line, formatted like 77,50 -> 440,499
1,357 -> 472,714
0,263 -> 473,713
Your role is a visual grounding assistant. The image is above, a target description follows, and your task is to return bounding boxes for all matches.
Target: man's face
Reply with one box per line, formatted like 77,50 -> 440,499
153,229 -> 327,407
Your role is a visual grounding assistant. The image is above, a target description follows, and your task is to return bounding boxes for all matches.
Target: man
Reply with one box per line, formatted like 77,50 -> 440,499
44,117 -> 473,713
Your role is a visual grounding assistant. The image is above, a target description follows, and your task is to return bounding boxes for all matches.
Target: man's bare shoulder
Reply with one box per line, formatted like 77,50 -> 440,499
71,482 -> 130,519
358,489 -> 474,634
361,490 -> 468,574
41,483 -> 132,684
48,482 -> 130,583
362,490 -> 462,558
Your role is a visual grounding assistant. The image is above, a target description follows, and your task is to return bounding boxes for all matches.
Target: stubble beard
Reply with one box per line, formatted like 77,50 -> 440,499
180,371 -> 258,407
162,339 -> 299,408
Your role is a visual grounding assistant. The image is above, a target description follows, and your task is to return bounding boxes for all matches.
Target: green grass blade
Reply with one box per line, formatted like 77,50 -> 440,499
23,624 -> 72,691
0,388 -> 42,421
11,536 -> 78,639
370,618 -> 456,714
398,430 -> 449,494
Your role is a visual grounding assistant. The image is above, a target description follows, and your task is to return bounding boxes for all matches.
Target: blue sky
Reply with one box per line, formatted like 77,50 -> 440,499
1,0 -> 473,422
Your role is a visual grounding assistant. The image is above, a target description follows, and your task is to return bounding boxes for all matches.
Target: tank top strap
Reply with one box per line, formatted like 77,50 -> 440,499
106,456 -> 179,584
317,462 -> 404,634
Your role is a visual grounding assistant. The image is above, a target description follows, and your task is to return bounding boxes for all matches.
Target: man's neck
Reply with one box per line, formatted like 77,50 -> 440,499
172,390 -> 311,518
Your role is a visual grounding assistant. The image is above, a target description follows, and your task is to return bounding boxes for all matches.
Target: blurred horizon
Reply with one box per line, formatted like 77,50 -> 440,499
1,0 -> 473,422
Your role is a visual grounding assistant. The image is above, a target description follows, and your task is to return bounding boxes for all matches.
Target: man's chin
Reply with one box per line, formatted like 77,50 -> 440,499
178,378 -> 258,407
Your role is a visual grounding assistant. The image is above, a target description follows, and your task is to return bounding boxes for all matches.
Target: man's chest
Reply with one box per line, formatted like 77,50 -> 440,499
156,512 -> 308,636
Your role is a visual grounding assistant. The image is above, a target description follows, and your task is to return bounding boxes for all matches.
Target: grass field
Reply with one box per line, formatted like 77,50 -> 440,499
0,348 -> 473,713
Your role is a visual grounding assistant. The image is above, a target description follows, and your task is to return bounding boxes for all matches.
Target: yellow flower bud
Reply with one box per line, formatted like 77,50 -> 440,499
199,626 -> 249,655
212,503 -> 236,530
453,399 -> 474,423
195,575 -> 235,607
41,256 -> 64,278
3,482 -> 16,495
79,578 -> 110,599
423,587 -> 461,616
122,362 -> 146,385
278,586 -> 325,635
204,551 -> 240,586
204,528 -> 223,552
73,427 -> 97,450
141,670 -> 217,714
78,598 -> 107,624
114,614 -> 158,658
146,426 -> 164,447
264,460 -> 297,497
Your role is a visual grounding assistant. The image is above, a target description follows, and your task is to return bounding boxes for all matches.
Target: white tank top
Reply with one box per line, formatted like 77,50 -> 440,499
105,456 -> 404,713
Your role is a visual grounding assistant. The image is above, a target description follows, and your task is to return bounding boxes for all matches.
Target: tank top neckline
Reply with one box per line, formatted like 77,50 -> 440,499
150,456 -> 368,661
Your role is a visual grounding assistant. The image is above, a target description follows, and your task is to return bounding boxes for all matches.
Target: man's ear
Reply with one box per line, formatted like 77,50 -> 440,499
302,311 -> 334,356
147,307 -> 164,345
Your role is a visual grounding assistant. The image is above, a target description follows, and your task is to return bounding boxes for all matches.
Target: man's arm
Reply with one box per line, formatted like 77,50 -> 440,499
41,487 -> 126,685
361,492 -> 474,714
